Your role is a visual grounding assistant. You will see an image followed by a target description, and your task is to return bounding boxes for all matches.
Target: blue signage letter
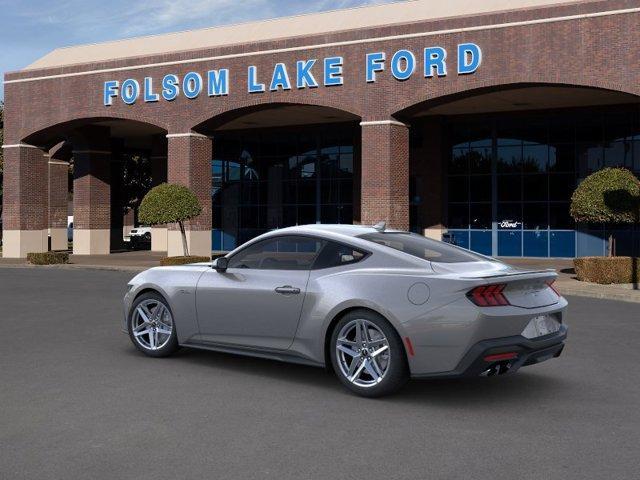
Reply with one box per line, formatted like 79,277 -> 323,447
183,72 -> 203,99
103,80 -> 119,106
424,47 -> 447,77
270,63 -> 292,91
296,60 -> 318,89
457,43 -> 482,75
144,77 -> 159,102
365,52 -> 385,83
390,50 -> 415,81
247,66 -> 265,93
162,74 -> 179,101
324,57 -> 343,86
207,69 -> 229,96
121,78 -> 140,105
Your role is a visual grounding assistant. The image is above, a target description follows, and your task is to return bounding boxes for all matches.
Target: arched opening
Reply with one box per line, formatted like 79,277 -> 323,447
194,104 -> 361,250
22,118 -> 167,254
397,84 -> 640,258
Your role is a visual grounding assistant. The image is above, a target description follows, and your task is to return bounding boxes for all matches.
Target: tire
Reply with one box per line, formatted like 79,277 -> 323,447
127,292 -> 179,358
330,309 -> 409,397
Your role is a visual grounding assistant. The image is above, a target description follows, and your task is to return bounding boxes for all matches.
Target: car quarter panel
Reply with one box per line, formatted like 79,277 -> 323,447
289,263 -> 567,376
124,266 -> 209,343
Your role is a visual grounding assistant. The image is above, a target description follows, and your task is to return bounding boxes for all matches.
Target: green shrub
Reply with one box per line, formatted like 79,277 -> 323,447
139,183 -> 203,257
27,251 -> 69,265
570,168 -> 640,224
160,256 -> 210,266
574,256 -> 640,284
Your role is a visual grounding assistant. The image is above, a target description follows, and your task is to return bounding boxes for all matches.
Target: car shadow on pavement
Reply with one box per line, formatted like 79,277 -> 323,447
123,344 -> 570,403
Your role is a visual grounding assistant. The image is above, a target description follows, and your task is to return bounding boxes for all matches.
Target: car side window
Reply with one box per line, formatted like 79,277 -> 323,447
227,236 -> 325,270
313,241 -> 368,269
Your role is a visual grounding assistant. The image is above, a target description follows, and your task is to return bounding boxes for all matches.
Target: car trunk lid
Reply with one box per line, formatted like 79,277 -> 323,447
432,260 -> 560,308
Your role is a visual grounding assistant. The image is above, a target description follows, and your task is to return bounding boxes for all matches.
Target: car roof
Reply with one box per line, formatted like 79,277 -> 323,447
270,224 -> 404,238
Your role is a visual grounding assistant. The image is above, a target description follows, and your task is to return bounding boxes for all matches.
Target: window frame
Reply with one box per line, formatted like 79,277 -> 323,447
225,234 -> 325,271
311,239 -> 371,270
226,233 -> 371,271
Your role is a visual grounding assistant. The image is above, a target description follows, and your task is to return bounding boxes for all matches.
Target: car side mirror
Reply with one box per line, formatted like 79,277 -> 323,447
213,256 -> 228,272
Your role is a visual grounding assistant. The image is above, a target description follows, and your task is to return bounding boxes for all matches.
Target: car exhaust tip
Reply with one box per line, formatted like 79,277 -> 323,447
480,361 -> 514,376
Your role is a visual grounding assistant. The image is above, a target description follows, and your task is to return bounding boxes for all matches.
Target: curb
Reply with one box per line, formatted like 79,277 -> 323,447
556,283 -> 640,303
0,263 -> 147,273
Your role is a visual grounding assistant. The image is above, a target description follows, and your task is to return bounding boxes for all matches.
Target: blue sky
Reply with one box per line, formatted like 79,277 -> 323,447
0,0 -> 397,100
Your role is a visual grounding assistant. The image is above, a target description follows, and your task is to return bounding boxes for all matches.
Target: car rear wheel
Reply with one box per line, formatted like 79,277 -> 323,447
330,309 -> 408,397
128,292 -> 179,357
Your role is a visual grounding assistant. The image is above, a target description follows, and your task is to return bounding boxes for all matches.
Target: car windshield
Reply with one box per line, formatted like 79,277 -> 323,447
358,232 -> 486,263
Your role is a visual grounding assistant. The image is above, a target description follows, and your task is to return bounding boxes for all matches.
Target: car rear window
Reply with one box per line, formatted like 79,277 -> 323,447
358,232 -> 486,263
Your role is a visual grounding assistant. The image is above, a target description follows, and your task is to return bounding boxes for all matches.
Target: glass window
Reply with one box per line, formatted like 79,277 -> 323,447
228,236 -> 324,270
313,241 -> 368,269
358,232 -> 486,263
523,174 -> 548,202
469,175 -> 491,202
470,203 -> 491,230
523,203 -> 548,230
448,176 -> 469,202
523,144 -> 548,173
469,146 -> 491,174
497,145 -> 522,173
549,174 -> 575,201
498,175 -> 522,202
448,204 -> 469,228
497,203 -> 522,230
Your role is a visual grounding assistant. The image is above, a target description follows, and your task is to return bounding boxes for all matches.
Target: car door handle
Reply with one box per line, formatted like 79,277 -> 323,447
275,285 -> 301,295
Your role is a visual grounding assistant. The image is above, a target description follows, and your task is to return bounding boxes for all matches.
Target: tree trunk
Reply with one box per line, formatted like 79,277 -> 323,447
608,233 -> 614,257
178,221 -> 189,257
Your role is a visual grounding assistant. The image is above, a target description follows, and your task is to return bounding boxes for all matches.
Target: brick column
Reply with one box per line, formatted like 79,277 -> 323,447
72,127 -> 112,255
1,143 -> 49,258
166,133 -> 212,257
48,143 -> 70,251
412,120 -> 445,240
360,120 -> 410,230
150,134 -> 168,252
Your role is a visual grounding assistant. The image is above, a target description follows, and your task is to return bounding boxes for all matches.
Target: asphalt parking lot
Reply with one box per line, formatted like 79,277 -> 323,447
1,268 -> 639,480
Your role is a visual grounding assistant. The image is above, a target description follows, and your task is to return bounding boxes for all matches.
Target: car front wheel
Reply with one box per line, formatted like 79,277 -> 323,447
330,310 -> 409,397
128,292 -> 179,357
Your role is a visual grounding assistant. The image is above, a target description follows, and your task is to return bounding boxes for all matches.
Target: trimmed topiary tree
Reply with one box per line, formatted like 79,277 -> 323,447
139,183 -> 202,257
570,167 -> 640,256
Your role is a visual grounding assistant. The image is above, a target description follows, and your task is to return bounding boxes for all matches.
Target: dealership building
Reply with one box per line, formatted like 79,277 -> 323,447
3,0 -> 640,258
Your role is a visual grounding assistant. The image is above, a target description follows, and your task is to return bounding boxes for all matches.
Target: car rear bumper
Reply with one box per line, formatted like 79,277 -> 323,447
412,325 -> 567,379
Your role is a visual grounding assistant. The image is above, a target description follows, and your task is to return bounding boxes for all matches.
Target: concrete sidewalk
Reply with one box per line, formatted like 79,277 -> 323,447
2,251 -> 639,302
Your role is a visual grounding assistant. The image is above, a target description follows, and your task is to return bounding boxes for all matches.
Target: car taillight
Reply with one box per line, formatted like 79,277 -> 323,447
467,284 -> 510,307
546,279 -> 560,297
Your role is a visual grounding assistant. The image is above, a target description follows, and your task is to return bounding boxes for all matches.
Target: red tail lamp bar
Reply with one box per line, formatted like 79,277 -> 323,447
467,284 -> 510,307
546,279 -> 561,297
483,352 -> 518,362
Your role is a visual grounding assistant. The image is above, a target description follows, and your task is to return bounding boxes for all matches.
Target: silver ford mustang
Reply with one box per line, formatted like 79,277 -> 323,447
123,224 -> 568,397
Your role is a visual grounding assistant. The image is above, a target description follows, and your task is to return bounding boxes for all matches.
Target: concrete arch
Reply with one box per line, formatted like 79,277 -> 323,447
20,115 -> 168,150
189,100 -> 362,134
391,81 -> 640,120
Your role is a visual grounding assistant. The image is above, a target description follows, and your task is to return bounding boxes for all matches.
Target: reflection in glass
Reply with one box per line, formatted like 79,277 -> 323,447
212,125 -> 356,249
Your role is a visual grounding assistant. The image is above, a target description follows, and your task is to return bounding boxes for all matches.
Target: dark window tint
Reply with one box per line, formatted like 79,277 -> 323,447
313,241 -> 368,269
358,232 -> 485,263
228,236 -> 324,270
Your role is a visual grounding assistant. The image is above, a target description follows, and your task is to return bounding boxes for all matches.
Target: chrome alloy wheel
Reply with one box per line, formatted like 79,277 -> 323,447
131,299 -> 173,351
336,319 -> 391,387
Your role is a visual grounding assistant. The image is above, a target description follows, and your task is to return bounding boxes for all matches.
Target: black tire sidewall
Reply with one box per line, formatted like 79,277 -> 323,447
128,292 -> 179,358
330,309 -> 409,397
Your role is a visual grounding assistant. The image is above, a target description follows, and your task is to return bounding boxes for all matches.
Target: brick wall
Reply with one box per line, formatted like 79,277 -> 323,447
2,0 -> 640,240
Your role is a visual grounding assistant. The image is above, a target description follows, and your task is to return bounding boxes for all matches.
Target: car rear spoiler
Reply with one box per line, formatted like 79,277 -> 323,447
459,269 -> 557,281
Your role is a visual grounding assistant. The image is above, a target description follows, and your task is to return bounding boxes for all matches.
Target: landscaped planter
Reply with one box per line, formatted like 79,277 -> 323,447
27,252 -> 70,265
574,256 -> 640,284
159,256 -> 211,266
